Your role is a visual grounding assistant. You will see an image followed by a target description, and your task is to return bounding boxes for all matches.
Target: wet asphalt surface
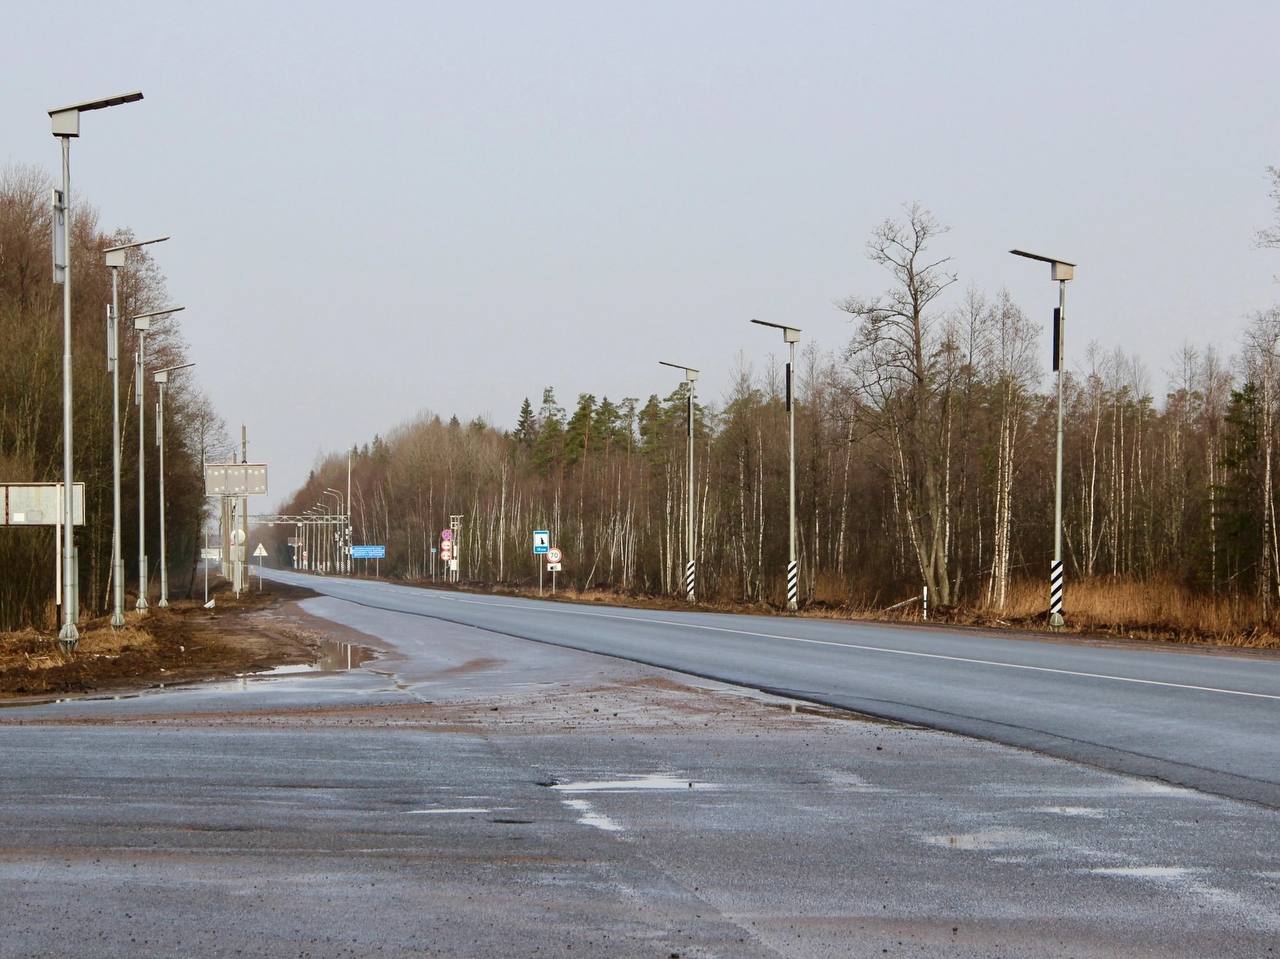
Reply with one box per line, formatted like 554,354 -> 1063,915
265,570 -> 1280,806
1,588 -> 1277,957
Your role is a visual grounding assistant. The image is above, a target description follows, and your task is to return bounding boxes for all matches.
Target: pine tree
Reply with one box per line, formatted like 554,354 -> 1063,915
564,394 -> 597,465
514,397 -> 536,446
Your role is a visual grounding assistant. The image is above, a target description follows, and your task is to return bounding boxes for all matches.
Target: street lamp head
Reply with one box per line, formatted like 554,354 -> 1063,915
750,318 -> 802,344
659,360 -> 700,382
153,362 -> 195,384
48,91 -> 144,137
131,304 -> 185,331
1009,248 -> 1076,282
104,235 -> 169,268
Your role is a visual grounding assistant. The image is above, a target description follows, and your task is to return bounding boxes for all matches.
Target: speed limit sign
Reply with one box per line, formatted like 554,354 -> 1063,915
546,547 -> 562,564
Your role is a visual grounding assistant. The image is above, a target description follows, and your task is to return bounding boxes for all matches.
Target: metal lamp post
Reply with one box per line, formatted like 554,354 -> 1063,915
302,509 -> 316,572
750,319 -> 802,610
103,235 -> 168,626
48,90 -> 144,649
131,305 -> 185,610
659,361 -> 700,602
1010,248 -> 1075,628
153,363 -> 194,607
324,489 -> 344,574
311,504 -> 325,573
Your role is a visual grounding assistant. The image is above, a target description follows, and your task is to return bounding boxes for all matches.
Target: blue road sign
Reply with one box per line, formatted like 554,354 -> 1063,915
351,545 -> 386,560
532,530 -> 550,554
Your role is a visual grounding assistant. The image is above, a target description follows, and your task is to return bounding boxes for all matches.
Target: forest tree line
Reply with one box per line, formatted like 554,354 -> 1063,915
284,185 -> 1280,624
0,165 -> 224,631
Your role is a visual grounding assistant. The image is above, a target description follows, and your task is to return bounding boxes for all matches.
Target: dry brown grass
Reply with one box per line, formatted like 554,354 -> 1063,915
993,576 -> 1278,647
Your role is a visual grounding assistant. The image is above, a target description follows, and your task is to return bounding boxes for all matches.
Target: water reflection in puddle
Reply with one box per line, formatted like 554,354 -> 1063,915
253,639 -> 377,678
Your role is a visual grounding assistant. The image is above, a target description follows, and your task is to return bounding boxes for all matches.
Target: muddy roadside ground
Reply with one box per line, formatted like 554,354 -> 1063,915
0,581 -> 353,699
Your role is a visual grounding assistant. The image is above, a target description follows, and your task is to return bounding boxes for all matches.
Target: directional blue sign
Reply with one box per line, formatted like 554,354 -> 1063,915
532,530 -> 550,555
351,545 -> 385,559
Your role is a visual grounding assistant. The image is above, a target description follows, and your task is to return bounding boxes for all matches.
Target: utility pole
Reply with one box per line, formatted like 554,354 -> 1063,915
751,319 -> 802,610
450,514 -> 463,582
660,361 -> 700,603
1010,249 -> 1075,628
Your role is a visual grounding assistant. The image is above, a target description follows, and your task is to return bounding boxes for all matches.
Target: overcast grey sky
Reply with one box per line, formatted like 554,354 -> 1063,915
4,1 -> 1279,502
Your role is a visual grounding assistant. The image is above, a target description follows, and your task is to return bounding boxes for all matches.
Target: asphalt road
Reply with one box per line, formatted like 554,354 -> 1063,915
263,569 -> 1280,807
4,593 -> 1278,956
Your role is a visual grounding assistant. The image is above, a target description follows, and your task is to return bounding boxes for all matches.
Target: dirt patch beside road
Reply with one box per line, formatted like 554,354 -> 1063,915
0,581 -> 328,698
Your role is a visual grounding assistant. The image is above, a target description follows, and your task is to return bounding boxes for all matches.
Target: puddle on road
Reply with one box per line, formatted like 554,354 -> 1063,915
562,798 -> 622,832
1033,805 -> 1109,818
253,639 -> 377,677
1091,865 -> 1198,880
921,829 -> 1047,851
551,773 -> 720,793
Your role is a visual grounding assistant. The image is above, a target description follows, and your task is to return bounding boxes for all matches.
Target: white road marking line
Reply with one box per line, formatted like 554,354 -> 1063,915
289,576 -> 1280,703
398,590 -> 1280,703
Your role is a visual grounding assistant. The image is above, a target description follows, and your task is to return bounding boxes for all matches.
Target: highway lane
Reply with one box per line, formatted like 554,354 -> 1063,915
264,568 -> 1280,806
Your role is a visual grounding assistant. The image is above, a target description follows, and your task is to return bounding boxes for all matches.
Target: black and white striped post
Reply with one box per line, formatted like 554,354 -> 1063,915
1010,249 -> 1075,628
660,361 -> 700,604
751,319 -> 802,611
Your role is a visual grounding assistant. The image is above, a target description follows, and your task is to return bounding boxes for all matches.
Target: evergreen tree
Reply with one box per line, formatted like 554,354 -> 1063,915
564,393 -> 597,465
514,397 -> 536,446
533,388 -> 566,469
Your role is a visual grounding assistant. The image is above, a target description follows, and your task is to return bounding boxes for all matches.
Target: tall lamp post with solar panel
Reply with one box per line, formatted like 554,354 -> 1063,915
750,319 -> 802,611
153,363 -> 194,607
48,90 -> 144,648
131,305 -> 184,610
1010,248 -> 1075,628
104,235 -> 168,626
659,361 -> 699,603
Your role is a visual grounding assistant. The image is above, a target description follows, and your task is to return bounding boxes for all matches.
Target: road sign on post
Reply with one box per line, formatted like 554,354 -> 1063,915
351,545 -> 386,559
1,483 -> 85,525
546,547 -> 562,564
532,530 -> 549,554
203,463 -> 268,496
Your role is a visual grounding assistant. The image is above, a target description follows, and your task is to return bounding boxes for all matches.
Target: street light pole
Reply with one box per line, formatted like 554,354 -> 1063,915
324,489 -> 343,575
130,306 -> 184,611
104,236 -> 168,626
48,91 -> 143,650
660,361 -> 700,603
1010,248 -> 1075,628
751,319 -> 802,610
153,363 -> 194,608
